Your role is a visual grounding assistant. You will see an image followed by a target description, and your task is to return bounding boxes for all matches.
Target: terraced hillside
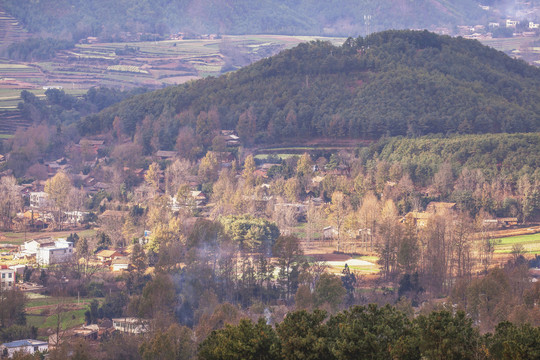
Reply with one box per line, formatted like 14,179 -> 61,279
0,109 -> 30,135
0,8 -> 30,48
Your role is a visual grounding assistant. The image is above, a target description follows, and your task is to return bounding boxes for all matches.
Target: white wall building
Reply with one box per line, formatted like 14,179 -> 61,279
112,318 -> 149,334
64,211 -> 89,224
1,339 -> 48,358
29,192 -> 49,208
21,238 -> 74,265
0,266 -> 15,290
36,239 -> 74,265
506,19 -> 518,28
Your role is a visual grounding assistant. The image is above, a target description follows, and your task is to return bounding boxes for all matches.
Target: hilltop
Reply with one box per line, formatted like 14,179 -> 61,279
78,30 -> 540,152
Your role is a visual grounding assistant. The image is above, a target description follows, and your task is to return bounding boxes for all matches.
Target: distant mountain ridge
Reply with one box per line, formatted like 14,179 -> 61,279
78,30 -> 540,152
3,0 -> 489,39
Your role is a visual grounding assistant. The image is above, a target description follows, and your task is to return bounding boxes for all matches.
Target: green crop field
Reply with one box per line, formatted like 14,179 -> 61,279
493,233 -> 540,254
25,294 -> 103,330
27,309 -> 87,330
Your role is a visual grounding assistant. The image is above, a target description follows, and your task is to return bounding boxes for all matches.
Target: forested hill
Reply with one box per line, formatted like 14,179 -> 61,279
4,0 -> 485,39
78,30 -> 540,150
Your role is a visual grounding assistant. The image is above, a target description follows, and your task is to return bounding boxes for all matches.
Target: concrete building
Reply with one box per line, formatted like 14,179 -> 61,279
1,339 -> 48,358
0,265 -> 15,290
21,238 -> 74,265
112,318 -> 149,334
29,192 -> 48,208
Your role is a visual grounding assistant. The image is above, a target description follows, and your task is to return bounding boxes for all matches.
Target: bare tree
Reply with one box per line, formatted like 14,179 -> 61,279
358,192 -> 380,252
306,201 -> 324,248
165,158 -> 191,195
0,176 -> 22,230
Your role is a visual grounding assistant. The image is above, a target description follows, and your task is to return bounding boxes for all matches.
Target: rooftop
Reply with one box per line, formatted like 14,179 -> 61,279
1,339 -> 48,348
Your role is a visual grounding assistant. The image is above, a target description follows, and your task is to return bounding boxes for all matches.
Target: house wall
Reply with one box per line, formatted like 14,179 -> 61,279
0,269 -> 15,290
1,343 -> 48,357
37,247 -> 73,265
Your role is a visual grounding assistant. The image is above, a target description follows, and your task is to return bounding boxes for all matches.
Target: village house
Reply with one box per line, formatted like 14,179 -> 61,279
323,226 -> 339,240
29,192 -> 48,208
64,211 -> 90,225
155,150 -> 178,160
20,238 -> 74,265
1,339 -> 48,358
404,211 -> 430,228
0,265 -> 15,290
496,217 -> 519,228
506,19 -> 518,28
72,324 -> 99,340
111,257 -> 130,272
95,249 -> 123,264
191,191 -> 207,206
45,158 -> 72,176
220,130 -> 241,146
112,318 -> 149,334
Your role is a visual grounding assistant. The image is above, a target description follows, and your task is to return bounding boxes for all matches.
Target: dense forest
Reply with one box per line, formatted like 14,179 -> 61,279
2,0 -> 488,39
77,30 -> 540,152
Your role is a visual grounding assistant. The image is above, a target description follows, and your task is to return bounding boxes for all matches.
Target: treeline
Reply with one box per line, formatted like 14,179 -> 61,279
6,37 -> 74,61
18,87 -> 149,127
357,133 -> 540,219
198,307 -> 540,360
78,30 -> 540,148
364,132 -> 540,185
3,0 -> 484,40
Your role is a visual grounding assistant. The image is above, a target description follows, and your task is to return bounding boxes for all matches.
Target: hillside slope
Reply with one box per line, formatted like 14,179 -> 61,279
3,0 -> 486,39
78,30 -> 540,151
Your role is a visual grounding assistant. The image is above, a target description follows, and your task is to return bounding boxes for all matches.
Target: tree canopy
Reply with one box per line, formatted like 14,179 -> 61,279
79,30 -> 540,148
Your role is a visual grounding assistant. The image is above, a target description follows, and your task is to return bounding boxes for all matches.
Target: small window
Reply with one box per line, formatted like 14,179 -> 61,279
8,273 -> 12,278
1,273 -> 4,278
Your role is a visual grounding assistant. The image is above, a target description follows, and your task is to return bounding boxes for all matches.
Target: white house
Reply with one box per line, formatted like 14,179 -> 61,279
1,339 -> 48,358
0,265 -> 15,290
22,238 -> 56,253
506,19 -> 518,28
112,318 -> 149,334
36,239 -> 74,265
64,211 -> 89,225
29,192 -> 49,208
530,22 -> 540,29
21,238 -> 74,265
111,257 -> 130,272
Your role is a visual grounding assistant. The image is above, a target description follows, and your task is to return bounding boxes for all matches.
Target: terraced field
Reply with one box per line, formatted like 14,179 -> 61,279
0,9 -> 30,47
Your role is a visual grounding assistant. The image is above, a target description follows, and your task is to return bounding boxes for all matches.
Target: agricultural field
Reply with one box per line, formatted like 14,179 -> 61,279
25,293 -> 100,332
481,36 -> 540,65
493,232 -> 540,255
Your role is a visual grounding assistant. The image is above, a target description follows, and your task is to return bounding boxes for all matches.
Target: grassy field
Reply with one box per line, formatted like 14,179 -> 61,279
27,309 -> 87,330
25,294 -> 101,331
493,233 -> 540,255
